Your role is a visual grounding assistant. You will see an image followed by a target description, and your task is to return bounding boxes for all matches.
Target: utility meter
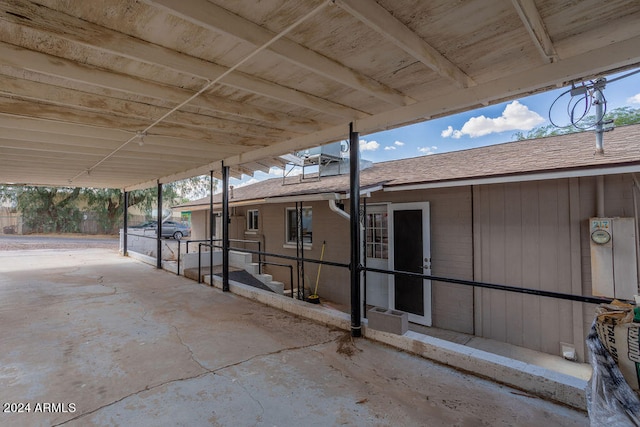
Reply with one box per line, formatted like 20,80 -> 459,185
590,218 -> 611,245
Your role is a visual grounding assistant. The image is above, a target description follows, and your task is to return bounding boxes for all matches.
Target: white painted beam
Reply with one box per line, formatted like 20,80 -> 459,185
145,0 -> 413,106
0,2 -> 365,119
511,0 -> 557,63
334,0 -> 475,89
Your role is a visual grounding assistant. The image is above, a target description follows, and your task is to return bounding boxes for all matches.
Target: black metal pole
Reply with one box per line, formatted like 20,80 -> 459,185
363,197 -> 367,318
123,190 -> 128,256
349,123 -> 361,337
156,181 -> 162,269
210,170 -> 214,285
222,163 -> 230,292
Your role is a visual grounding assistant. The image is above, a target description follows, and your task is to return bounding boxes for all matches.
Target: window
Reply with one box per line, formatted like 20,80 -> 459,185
365,211 -> 388,259
247,209 -> 259,231
286,207 -> 312,244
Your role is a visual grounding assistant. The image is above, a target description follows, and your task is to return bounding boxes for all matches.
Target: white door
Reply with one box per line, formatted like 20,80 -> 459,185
365,204 -> 389,308
389,202 -> 431,326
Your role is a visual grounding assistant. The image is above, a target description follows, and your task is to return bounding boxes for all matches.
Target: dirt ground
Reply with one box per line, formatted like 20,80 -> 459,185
0,234 -> 118,251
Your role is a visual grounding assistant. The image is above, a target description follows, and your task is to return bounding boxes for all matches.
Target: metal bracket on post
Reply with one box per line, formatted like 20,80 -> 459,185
349,122 -> 362,337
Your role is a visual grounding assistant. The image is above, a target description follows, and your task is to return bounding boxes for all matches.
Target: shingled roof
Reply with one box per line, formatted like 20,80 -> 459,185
177,124 -> 640,209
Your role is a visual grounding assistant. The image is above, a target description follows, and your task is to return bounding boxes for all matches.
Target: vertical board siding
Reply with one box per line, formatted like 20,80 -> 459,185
504,183 -> 523,347
476,179 -> 572,354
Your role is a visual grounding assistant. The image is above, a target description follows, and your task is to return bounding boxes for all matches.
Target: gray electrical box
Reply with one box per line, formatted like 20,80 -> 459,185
590,217 -> 638,300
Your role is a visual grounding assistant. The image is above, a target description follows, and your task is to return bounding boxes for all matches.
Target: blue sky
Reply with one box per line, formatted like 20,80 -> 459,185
231,67 -> 640,187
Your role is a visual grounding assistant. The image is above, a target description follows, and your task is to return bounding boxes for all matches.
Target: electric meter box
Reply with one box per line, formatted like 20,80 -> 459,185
590,217 -> 638,300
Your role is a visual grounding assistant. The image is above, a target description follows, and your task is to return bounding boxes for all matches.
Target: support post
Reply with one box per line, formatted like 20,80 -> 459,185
349,123 -> 362,337
210,170 -> 214,284
157,181 -> 162,269
123,190 -> 128,256
222,163 -> 230,292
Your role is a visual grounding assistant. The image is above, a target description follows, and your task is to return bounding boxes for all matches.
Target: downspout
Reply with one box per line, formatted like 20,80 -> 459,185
596,176 -> 605,218
329,199 -> 350,221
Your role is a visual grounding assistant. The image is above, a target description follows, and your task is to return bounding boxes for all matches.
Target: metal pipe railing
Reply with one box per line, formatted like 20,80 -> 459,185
364,266 -> 611,305
195,238 -> 611,306
259,260 -> 295,298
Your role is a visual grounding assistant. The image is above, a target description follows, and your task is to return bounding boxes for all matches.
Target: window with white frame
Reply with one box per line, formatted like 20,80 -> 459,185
247,209 -> 259,231
286,207 -> 312,244
365,211 -> 388,259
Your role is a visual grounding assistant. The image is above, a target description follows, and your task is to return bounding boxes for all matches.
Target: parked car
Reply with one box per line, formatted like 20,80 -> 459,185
132,220 -> 191,240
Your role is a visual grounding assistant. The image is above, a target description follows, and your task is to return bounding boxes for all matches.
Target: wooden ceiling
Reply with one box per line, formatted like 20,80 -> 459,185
1,0 -> 639,190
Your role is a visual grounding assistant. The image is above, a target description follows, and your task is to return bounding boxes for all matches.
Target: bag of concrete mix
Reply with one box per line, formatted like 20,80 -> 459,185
587,300 -> 640,425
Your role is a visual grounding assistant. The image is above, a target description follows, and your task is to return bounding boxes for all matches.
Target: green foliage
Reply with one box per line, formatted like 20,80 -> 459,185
514,106 -> 640,140
0,174 -> 215,235
16,187 -> 82,233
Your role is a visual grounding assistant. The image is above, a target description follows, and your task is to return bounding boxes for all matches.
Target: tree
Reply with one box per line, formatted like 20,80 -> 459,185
0,174 -> 215,234
85,175 -> 215,233
15,186 -> 82,233
514,106 -> 640,140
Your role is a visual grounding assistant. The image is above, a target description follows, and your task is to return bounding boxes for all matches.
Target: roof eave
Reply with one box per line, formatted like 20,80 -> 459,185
383,163 -> 640,192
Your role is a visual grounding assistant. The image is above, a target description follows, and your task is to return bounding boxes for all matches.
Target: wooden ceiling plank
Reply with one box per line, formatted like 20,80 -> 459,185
511,0 -> 558,63
0,96 -> 275,146
145,0 -> 412,106
0,1 -> 365,119
0,42 -> 325,133
553,11 -> 640,59
334,0 -> 475,89
0,74 -> 299,140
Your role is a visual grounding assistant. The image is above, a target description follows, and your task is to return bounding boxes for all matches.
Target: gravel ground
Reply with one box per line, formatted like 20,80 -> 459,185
0,234 -> 119,251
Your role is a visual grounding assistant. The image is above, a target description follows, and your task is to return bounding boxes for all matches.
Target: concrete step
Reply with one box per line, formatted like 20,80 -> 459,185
245,263 -> 260,275
266,281 -> 284,295
255,274 -> 272,284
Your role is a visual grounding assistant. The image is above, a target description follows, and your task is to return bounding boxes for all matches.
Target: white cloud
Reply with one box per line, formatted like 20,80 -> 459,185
441,125 -> 463,139
628,93 -> 640,104
384,146 -> 396,151
418,146 -> 437,155
394,140 -> 405,146
359,139 -> 380,151
441,101 -> 544,138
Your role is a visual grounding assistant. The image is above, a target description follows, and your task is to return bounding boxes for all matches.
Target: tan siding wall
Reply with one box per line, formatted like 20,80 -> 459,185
369,187 -> 474,334
474,180 -> 576,355
474,174 -> 637,360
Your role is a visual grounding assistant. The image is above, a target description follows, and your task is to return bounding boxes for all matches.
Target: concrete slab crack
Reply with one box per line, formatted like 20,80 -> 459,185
172,325 -> 209,372
53,334 -> 340,426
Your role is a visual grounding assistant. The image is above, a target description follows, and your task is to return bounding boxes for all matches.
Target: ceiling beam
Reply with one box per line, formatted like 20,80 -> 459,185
0,43 -> 326,133
511,0 -> 557,63
0,1 -> 367,119
334,0 -> 475,89
145,0 -> 413,107
0,74 -> 301,141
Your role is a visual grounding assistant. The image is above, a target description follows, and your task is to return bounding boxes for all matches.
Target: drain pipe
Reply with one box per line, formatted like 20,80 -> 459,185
596,176 -> 605,218
329,199 -> 350,221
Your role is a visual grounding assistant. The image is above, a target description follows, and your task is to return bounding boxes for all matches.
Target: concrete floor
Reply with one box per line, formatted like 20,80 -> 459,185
0,248 -> 588,426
